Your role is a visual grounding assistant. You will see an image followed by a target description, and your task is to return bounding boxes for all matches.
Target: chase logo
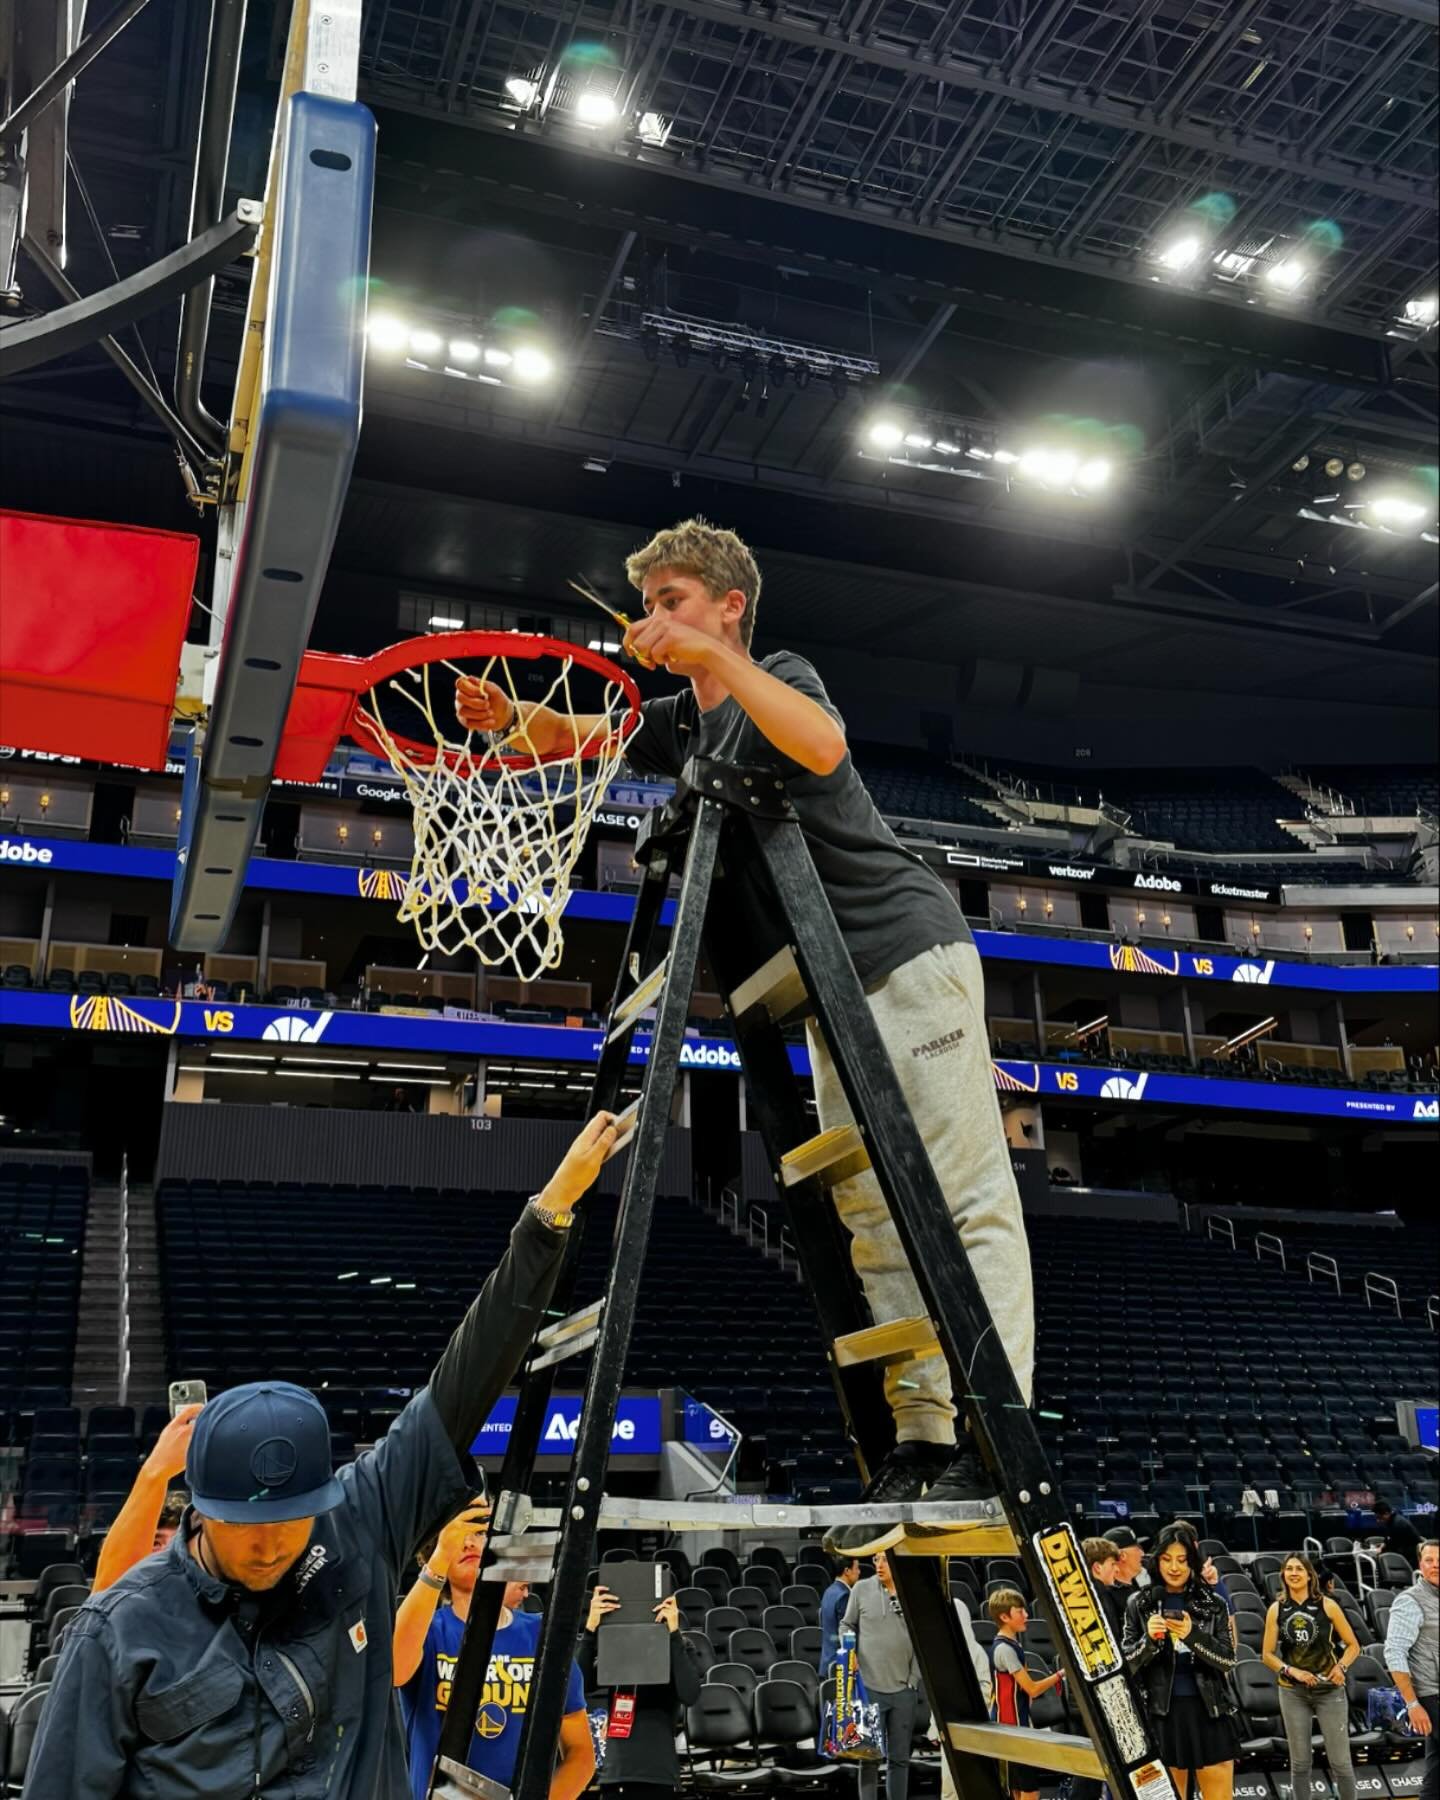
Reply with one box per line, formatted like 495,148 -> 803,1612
1414,1099 -> 1439,1120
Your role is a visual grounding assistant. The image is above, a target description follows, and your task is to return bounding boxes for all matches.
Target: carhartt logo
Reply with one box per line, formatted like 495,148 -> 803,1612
348,1619 -> 368,1653
911,1028 -> 966,1060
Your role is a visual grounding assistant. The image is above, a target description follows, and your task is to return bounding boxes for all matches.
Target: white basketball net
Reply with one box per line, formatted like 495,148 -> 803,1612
359,651 -> 632,980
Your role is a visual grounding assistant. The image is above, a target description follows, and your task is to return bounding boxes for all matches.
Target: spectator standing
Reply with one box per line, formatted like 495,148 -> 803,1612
23,1114 -> 616,1800
819,1557 -> 864,1672
1121,1524 -> 1239,1800
578,1583 -> 701,1797
1385,1540 -> 1439,1800
91,1404 -> 202,1594
1067,1539 -> 1125,1800
1373,1500 -> 1424,1566
1109,1526 -> 1148,1596
394,1502 -> 594,1800
843,1550 -> 924,1800
1262,1553 -> 1360,1800
986,1587 -> 1065,1800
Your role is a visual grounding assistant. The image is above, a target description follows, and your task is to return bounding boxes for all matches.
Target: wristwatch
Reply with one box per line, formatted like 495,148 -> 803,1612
528,1195 -> 575,1232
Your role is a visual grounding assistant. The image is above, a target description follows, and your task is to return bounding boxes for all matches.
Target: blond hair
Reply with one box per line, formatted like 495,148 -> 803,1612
624,517 -> 762,649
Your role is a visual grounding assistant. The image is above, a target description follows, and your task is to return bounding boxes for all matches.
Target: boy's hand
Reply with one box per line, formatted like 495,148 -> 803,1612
623,613 -> 716,676
455,677 -> 515,734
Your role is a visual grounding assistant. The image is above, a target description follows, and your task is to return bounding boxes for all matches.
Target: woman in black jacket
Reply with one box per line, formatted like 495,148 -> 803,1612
1121,1524 -> 1240,1800
580,1582 -> 703,1797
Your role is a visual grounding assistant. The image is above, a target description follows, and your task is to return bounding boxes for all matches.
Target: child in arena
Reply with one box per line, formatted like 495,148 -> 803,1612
986,1587 -> 1065,1800
456,518 -> 1034,1554
394,1499 -> 595,1800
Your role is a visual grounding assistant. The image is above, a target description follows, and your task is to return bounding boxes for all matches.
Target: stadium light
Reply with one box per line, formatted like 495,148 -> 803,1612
637,111 -> 670,145
505,76 -> 541,108
483,347 -> 513,368
575,90 -> 618,126
1075,458 -> 1111,492
1265,259 -> 1307,292
367,314 -> 408,353
1368,493 -> 1429,528
992,448 -> 1019,465
447,339 -> 481,364
511,345 -> 555,383
1402,294 -> 1438,327
1018,448 -> 1079,487
408,328 -> 443,357
903,432 -> 934,450
1156,234 -> 1202,272
865,419 -> 905,450
428,614 -> 465,630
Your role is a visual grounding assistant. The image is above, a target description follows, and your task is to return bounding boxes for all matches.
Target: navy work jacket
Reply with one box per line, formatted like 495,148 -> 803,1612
25,1389 -> 469,1798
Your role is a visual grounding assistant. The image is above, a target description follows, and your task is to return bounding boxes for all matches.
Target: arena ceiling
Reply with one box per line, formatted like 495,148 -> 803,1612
1,0 -> 1436,721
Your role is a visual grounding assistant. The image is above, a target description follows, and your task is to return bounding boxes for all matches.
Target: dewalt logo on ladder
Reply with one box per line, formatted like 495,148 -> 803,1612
1034,1525 -> 1124,1680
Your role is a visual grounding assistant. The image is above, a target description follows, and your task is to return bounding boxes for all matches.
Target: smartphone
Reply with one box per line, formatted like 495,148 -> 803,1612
169,1378 -> 208,1417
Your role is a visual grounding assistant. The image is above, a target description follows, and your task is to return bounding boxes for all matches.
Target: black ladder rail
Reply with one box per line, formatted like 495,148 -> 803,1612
714,898 -> 1007,1800
429,818 -> 682,1791
741,795 -> 1167,1799
502,792 -> 723,1800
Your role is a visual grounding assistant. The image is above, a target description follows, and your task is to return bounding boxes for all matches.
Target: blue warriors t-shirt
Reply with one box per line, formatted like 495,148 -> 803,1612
401,1605 -> 586,1800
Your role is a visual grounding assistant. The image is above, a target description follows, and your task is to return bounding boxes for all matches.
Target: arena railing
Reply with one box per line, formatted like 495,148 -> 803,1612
1206,1214 -> 1236,1250
1306,1250 -> 1341,1295
1254,1231 -> 1286,1270
1364,1271 -> 1402,1317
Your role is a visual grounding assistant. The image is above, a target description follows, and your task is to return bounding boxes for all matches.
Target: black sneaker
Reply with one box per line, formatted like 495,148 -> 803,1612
822,1442 -> 952,1557
911,1440 -> 1003,1521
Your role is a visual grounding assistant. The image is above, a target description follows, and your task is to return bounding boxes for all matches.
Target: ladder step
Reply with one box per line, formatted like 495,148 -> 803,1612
780,1123 -> 870,1188
728,944 -> 807,1022
530,1328 -> 599,1373
606,955 -> 670,1041
535,1299 -> 603,1350
833,1315 -> 939,1367
945,1723 -> 1103,1780
892,1520 -> 1019,1557
434,1755 -> 509,1799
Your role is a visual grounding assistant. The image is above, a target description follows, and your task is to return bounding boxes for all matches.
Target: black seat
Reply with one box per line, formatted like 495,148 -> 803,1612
684,1684 -> 770,1791
728,1627 -> 780,1677
780,1584 -> 820,1626
762,1604 -> 805,1657
754,1678 -> 841,1786
707,1660 -> 758,1706
727,1585 -> 767,1630
705,1605 -> 746,1653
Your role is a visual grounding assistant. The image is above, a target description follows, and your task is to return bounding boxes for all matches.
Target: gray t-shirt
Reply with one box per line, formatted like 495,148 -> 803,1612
843,1575 -> 920,1693
623,650 -> 970,988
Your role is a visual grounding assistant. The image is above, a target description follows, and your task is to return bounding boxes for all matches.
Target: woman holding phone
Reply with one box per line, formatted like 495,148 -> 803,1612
1262,1553 -> 1360,1800
1121,1523 -> 1240,1800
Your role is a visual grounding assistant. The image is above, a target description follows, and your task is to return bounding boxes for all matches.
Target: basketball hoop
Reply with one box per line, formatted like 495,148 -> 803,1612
276,631 -> 641,980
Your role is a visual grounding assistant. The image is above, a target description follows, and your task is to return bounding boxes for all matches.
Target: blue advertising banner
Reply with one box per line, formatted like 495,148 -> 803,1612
1416,1406 -> 1439,1454
683,1395 -> 740,1452
3,988 -> 1434,1124
2,832 -> 1435,995
471,1393 -> 663,1458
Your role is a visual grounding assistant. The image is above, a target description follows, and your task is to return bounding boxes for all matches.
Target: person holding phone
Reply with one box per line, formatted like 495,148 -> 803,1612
578,1582 -> 702,1796
1262,1553 -> 1359,1800
91,1401 -> 205,1594
1121,1524 -> 1239,1800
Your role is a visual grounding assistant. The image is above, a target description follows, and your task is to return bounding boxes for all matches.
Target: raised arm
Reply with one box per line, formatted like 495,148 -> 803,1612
92,1405 -> 200,1594
428,1114 -> 616,1453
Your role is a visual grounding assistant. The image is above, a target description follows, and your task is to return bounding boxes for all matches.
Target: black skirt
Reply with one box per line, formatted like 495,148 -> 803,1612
1155,1693 -> 1241,1771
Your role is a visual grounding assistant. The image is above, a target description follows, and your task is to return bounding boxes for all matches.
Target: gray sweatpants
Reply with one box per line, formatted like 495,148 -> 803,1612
1278,1683 -> 1357,1800
807,939 -> 1036,1446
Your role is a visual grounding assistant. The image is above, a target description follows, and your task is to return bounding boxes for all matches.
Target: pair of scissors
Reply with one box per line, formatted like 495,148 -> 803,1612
568,577 -> 656,669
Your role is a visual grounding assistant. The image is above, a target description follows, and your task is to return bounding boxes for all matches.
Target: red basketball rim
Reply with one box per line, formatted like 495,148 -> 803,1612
286,629 -> 642,774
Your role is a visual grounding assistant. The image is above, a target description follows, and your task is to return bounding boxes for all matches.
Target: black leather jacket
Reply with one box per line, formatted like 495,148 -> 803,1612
1121,1582 -> 1238,1719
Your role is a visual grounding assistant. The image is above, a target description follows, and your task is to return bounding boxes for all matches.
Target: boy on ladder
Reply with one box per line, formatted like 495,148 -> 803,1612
456,517 -> 1035,1554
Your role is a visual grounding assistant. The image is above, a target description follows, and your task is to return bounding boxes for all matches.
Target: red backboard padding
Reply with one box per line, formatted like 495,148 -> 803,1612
0,510 -> 198,769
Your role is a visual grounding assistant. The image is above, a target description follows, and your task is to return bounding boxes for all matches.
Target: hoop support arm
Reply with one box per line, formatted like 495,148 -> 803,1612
1,206 -> 260,379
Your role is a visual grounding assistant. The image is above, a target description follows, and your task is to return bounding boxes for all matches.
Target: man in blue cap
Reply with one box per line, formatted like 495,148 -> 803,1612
24,1112 -> 618,1799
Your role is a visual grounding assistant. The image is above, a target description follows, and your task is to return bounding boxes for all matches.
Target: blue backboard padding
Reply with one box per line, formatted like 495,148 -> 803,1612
171,91 -> 376,952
